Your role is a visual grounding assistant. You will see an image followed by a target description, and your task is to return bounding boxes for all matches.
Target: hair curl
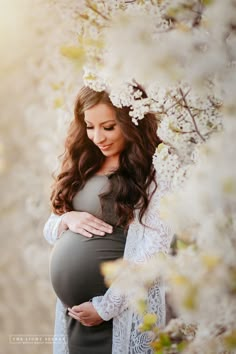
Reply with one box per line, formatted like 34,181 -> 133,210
51,86 -> 161,228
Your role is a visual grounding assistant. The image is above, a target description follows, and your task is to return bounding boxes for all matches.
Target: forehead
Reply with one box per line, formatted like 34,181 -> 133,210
84,103 -> 116,123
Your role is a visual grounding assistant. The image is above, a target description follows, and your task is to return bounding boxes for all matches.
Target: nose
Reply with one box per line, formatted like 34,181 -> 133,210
93,129 -> 106,144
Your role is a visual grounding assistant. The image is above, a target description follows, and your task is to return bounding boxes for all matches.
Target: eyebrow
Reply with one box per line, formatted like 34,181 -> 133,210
85,119 -> 116,125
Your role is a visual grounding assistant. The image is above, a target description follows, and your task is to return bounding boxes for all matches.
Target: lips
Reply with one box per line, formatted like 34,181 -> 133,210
98,144 -> 112,150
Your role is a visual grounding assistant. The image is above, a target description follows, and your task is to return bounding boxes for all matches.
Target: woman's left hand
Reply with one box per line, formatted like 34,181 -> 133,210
68,302 -> 104,326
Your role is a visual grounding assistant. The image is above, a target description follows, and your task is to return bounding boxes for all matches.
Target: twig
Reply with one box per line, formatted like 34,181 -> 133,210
86,0 -> 110,21
179,130 -> 196,134
179,88 -> 206,142
165,88 -> 191,113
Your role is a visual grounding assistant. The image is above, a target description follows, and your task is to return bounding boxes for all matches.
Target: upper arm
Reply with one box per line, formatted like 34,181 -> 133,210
142,178 -> 173,255
125,178 -> 173,261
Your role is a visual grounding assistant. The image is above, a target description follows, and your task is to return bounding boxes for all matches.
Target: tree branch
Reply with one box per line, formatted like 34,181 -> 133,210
179,88 -> 206,142
86,0 -> 110,21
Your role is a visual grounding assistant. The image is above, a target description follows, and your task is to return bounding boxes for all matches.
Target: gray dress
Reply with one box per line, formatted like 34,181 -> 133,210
50,175 -> 127,354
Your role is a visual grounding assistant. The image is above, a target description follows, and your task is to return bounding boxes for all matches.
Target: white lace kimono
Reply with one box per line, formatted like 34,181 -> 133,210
44,179 -> 173,354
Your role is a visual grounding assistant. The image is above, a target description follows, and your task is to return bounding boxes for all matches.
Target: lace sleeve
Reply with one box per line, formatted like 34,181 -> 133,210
43,213 -> 63,245
92,289 -> 128,321
53,298 -> 69,354
125,178 -> 173,262
92,178 -> 173,321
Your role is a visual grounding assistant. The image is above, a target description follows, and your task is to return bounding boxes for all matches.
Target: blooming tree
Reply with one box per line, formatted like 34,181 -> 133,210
45,1 -> 235,353
1,0 -> 235,353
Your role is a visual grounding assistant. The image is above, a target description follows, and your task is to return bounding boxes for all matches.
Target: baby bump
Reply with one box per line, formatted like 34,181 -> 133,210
50,229 -> 126,308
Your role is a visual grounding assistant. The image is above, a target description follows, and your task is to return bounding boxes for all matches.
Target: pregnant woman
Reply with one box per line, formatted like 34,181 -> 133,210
44,85 -> 173,354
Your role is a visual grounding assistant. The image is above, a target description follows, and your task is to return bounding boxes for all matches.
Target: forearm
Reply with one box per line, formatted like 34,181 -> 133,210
92,288 -> 128,321
43,213 -> 65,245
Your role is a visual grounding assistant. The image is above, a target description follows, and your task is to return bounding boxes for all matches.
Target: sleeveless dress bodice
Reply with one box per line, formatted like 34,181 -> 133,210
50,175 -> 127,354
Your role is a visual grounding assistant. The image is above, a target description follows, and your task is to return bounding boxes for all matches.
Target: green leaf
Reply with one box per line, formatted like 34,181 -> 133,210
183,286 -> 197,310
201,0 -> 214,6
177,239 -> 189,250
159,333 -> 171,347
156,143 -> 165,153
143,313 -> 158,326
53,97 -> 64,109
177,341 -> 188,352
223,178 -> 235,193
139,313 -> 158,332
60,46 -> 85,62
224,330 -> 236,349
137,299 -> 147,314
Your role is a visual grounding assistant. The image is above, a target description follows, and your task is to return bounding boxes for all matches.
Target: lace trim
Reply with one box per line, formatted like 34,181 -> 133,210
43,213 -> 63,245
53,299 -> 69,354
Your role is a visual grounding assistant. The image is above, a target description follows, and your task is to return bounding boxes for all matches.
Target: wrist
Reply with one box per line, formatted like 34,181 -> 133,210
61,212 -> 69,230
92,297 -> 107,321
57,213 -> 69,238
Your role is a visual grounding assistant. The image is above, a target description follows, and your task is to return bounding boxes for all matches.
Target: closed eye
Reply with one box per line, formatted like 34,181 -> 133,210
104,126 -> 115,131
86,125 -> 116,131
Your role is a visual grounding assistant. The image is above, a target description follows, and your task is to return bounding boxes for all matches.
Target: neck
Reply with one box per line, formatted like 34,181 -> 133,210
99,155 -> 120,174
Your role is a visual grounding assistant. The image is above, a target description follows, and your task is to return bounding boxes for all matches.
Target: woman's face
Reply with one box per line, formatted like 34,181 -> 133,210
84,103 -> 126,158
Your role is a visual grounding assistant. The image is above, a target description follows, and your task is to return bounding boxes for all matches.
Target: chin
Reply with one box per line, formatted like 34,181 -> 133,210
100,150 -> 113,156
102,152 -> 113,157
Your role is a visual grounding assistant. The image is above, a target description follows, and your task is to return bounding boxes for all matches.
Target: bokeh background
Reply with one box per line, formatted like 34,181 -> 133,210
0,1 -> 80,353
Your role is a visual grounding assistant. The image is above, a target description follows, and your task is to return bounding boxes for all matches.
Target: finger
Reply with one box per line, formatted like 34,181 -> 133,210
81,224 -> 106,236
78,316 -> 91,321
83,319 -> 103,326
88,220 -> 113,234
68,311 -> 88,323
71,303 -> 89,312
74,227 -> 93,238
68,312 -> 81,322
85,214 -> 113,233
81,322 -> 93,327
69,307 -> 87,316
78,318 -> 93,326
68,308 -> 80,316
68,312 -> 92,326
69,309 -> 90,319
92,218 -> 113,233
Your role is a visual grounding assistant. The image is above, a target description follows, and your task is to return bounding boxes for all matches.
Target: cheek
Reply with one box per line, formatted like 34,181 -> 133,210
86,130 -> 94,141
115,132 -> 126,148
112,128 -> 125,143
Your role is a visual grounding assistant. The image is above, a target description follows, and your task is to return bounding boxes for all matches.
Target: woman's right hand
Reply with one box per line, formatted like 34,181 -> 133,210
58,211 -> 113,238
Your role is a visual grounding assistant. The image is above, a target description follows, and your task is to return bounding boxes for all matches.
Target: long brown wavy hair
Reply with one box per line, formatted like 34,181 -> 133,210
51,85 -> 162,228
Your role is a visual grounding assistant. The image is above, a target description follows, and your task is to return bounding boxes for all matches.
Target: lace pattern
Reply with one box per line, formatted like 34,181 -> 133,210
43,213 -> 63,245
92,290 -> 128,321
53,298 -> 69,354
43,178 -> 173,354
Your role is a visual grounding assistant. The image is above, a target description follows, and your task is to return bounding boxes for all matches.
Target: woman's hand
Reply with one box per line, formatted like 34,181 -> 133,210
68,302 -> 104,326
59,211 -> 113,238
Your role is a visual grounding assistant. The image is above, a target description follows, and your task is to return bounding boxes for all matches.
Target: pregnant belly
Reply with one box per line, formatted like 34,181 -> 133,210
50,229 -> 125,308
